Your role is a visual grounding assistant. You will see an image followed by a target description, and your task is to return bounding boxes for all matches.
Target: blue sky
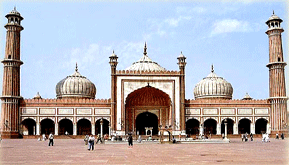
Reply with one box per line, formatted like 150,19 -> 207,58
0,1 -> 288,102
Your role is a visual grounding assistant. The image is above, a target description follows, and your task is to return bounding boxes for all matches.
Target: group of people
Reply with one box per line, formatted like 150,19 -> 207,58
38,133 -> 54,146
84,134 -> 104,151
241,133 -> 254,142
275,133 -> 285,140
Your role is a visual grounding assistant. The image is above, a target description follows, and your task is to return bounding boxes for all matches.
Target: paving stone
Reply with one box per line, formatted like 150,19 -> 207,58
0,138 -> 288,164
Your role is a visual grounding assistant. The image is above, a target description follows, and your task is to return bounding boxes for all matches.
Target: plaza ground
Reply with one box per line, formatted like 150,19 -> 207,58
0,138 -> 288,164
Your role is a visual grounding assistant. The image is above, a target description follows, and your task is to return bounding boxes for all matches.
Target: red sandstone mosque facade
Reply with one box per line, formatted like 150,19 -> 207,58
0,8 -> 287,138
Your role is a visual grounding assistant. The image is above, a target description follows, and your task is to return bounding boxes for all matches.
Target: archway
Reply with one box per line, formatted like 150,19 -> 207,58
204,119 -> 217,135
41,118 -> 54,135
186,119 -> 199,136
95,119 -> 109,135
221,118 -> 234,134
136,112 -> 158,135
21,118 -> 36,135
255,118 -> 268,134
238,119 -> 251,134
77,119 -> 91,135
58,119 -> 73,135
125,86 -> 171,134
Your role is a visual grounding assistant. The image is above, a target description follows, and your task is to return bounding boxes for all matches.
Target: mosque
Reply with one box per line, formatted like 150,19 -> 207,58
0,8 -> 287,138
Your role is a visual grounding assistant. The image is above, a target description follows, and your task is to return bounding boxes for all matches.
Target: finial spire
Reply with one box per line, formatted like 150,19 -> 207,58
211,64 -> 214,73
144,42 -> 147,56
113,50 -> 114,54
75,62 -> 78,72
273,10 -> 275,15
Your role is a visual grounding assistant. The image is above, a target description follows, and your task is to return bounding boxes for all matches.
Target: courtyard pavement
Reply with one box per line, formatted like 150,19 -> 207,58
0,138 -> 288,164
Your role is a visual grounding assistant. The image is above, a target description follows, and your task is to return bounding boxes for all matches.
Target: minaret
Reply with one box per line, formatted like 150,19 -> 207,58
177,51 -> 186,132
0,7 -> 24,138
265,11 -> 287,134
109,50 -> 118,132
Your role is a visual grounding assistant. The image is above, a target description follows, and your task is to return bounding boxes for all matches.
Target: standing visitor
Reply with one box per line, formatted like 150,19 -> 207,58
84,135 -> 89,145
276,133 -> 279,139
88,135 -> 95,151
96,134 -> 103,144
250,133 -> 253,141
281,133 -> 284,140
128,134 -> 133,148
48,133 -> 54,146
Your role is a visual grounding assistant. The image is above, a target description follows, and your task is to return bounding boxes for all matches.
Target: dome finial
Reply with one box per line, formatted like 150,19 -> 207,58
211,64 -> 214,73
273,10 -> 275,15
75,62 -> 78,72
144,42 -> 147,56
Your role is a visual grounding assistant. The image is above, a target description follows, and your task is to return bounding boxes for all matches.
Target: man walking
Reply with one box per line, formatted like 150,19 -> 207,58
88,135 -> 95,151
48,133 -> 54,146
128,133 -> 133,148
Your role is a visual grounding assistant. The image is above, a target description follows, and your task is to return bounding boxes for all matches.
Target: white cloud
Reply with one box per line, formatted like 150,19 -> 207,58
210,19 -> 253,36
63,43 -> 112,71
164,16 -> 192,27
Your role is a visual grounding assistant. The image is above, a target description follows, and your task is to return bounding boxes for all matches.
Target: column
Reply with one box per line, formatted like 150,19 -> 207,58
54,122 -> 58,135
36,122 -> 40,135
92,123 -> 95,135
199,124 -> 203,135
250,122 -> 255,134
267,122 -> 271,134
224,121 -> 228,139
73,123 -> 77,135
216,123 -> 221,135
109,125 -> 111,137
233,123 -> 238,135
100,120 -> 103,138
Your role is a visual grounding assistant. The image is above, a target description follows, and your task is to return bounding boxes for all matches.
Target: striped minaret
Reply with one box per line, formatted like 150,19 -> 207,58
265,11 -> 287,134
0,7 -> 24,138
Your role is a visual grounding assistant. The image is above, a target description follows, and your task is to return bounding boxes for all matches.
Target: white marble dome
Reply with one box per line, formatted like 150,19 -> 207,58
125,43 -> 166,71
56,65 -> 96,99
194,66 -> 233,99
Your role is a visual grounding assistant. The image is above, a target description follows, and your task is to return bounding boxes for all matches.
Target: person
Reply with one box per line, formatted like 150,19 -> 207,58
88,135 -> 95,151
281,133 -> 284,140
48,133 -> 54,146
222,133 -> 225,139
65,131 -> 68,135
265,133 -> 270,142
128,134 -> 133,148
241,134 -> 244,141
42,134 -> 46,141
172,136 -> 176,143
276,133 -> 279,139
84,135 -> 89,145
245,133 -> 248,142
250,133 -> 253,141
95,134 -> 103,144
137,135 -> 142,143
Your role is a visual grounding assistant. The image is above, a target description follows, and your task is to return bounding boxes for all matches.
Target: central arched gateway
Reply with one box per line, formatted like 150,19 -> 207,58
136,112 -> 158,135
125,86 -> 171,134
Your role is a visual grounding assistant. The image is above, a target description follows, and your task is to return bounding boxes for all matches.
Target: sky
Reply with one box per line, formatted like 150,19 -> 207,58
0,1 -> 288,104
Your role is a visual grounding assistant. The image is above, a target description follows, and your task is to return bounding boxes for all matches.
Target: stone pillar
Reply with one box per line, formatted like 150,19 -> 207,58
100,119 -> 103,138
199,124 -> 203,135
250,122 -> 255,134
54,122 -> 58,135
73,123 -> 77,135
224,121 -> 228,139
267,123 -> 271,134
36,122 -> 40,135
216,123 -> 221,135
91,123 -> 95,135
109,125 -> 111,137
233,123 -> 238,135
